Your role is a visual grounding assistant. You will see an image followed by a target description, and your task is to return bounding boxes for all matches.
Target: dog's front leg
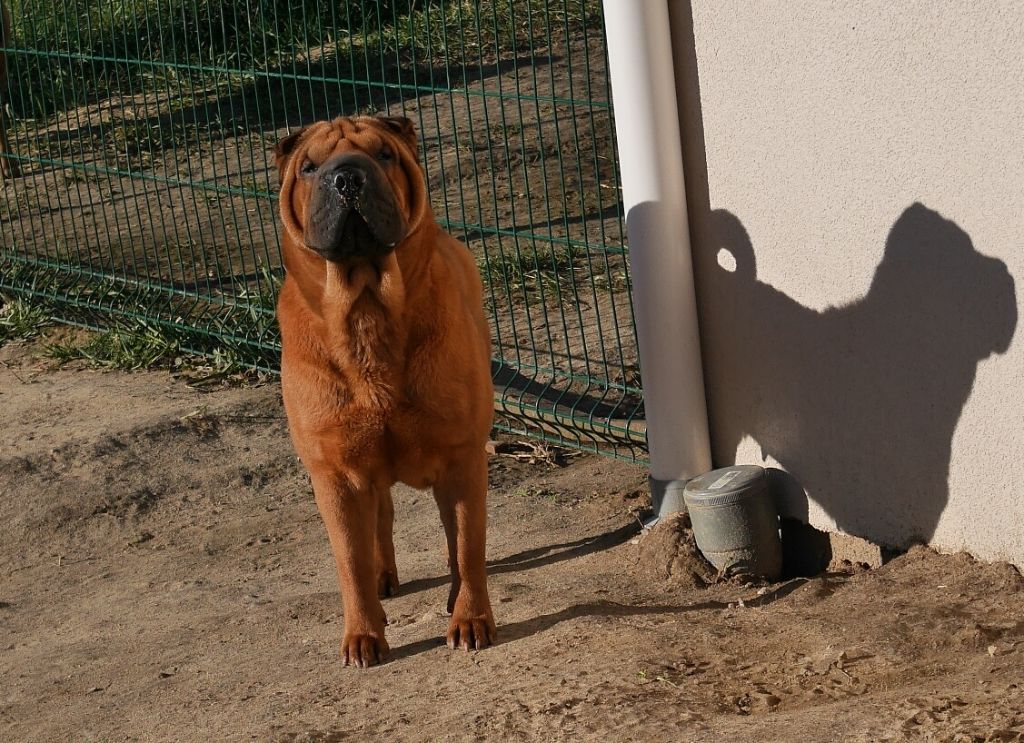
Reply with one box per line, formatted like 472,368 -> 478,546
433,451 -> 496,650
310,470 -> 389,667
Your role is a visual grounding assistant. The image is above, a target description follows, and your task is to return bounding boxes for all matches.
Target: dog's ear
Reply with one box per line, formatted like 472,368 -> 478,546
378,116 -> 418,151
274,127 -> 308,185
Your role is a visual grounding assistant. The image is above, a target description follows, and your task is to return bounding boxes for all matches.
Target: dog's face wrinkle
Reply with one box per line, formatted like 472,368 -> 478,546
294,132 -> 412,262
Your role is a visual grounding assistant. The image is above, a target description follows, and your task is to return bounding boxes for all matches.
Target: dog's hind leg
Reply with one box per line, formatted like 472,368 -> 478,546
375,486 -> 399,598
433,451 -> 496,651
311,470 -> 389,668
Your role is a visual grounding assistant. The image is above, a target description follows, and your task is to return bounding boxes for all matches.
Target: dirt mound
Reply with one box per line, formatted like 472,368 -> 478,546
635,512 -> 718,588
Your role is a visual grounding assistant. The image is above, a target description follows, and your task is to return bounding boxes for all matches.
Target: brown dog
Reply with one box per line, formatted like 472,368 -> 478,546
274,115 -> 496,667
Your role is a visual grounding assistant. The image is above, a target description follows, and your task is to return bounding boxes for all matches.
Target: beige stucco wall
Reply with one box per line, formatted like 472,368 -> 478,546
671,1 -> 1023,565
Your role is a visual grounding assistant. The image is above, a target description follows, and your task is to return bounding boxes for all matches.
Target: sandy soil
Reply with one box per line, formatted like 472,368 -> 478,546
2,338 -> 1023,743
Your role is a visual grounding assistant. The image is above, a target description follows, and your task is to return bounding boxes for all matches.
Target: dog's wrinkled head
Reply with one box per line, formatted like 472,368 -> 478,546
274,116 -> 429,263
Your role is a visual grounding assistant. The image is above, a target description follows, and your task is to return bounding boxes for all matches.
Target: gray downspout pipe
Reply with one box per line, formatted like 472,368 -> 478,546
602,0 -> 712,519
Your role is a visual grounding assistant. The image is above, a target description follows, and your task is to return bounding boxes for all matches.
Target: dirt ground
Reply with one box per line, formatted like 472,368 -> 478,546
2,338 -> 1023,743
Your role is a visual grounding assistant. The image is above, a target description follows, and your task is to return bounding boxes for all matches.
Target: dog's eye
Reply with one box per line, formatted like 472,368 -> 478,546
299,159 -> 317,176
377,146 -> 394,163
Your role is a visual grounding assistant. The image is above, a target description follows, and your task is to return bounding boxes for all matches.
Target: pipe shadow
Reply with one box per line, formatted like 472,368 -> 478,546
397,521 -> 642,596
670,1 -> 1018,549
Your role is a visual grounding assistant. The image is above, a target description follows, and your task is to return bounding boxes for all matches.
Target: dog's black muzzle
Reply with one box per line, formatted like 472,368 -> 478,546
303,152 -> 409,262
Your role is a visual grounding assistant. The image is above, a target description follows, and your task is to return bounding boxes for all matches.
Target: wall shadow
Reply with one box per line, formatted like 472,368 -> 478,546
669,0 -> 1018,548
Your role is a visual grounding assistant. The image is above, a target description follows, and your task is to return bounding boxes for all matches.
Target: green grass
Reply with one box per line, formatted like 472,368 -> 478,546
1,255 -> 281,376
45,321 -> 178,370
480,246 -> 576,303
1,281 -> 183,371
44,324 -> 263,383
0,296 -> 52,344
512,485 -> 559,500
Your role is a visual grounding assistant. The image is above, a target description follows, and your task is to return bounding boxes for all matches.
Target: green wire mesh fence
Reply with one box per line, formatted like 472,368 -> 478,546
0,0 -> 646,459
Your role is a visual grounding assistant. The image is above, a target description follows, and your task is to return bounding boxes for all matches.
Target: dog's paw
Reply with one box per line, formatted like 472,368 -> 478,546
340,631 -> 390,668
446,613 -> 497,651
377,569 -> 399,598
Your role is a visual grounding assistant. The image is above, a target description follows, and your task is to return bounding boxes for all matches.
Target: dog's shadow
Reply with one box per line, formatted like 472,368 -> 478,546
694,203 -> 1017,547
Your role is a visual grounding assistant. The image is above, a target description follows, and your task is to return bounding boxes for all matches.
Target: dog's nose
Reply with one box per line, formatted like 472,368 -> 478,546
333,165 -> 365,201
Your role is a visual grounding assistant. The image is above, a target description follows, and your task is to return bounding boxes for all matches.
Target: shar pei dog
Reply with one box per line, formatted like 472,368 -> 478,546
274,115 -> 495,667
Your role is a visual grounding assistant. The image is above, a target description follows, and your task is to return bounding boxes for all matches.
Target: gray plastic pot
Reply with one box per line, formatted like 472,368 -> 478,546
683,465 -> 782,580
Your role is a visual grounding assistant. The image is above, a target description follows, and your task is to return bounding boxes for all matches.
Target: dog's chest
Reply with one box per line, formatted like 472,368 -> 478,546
383,403 -> 470,489
386,347 -> 478,458
343,296 -> 400,369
